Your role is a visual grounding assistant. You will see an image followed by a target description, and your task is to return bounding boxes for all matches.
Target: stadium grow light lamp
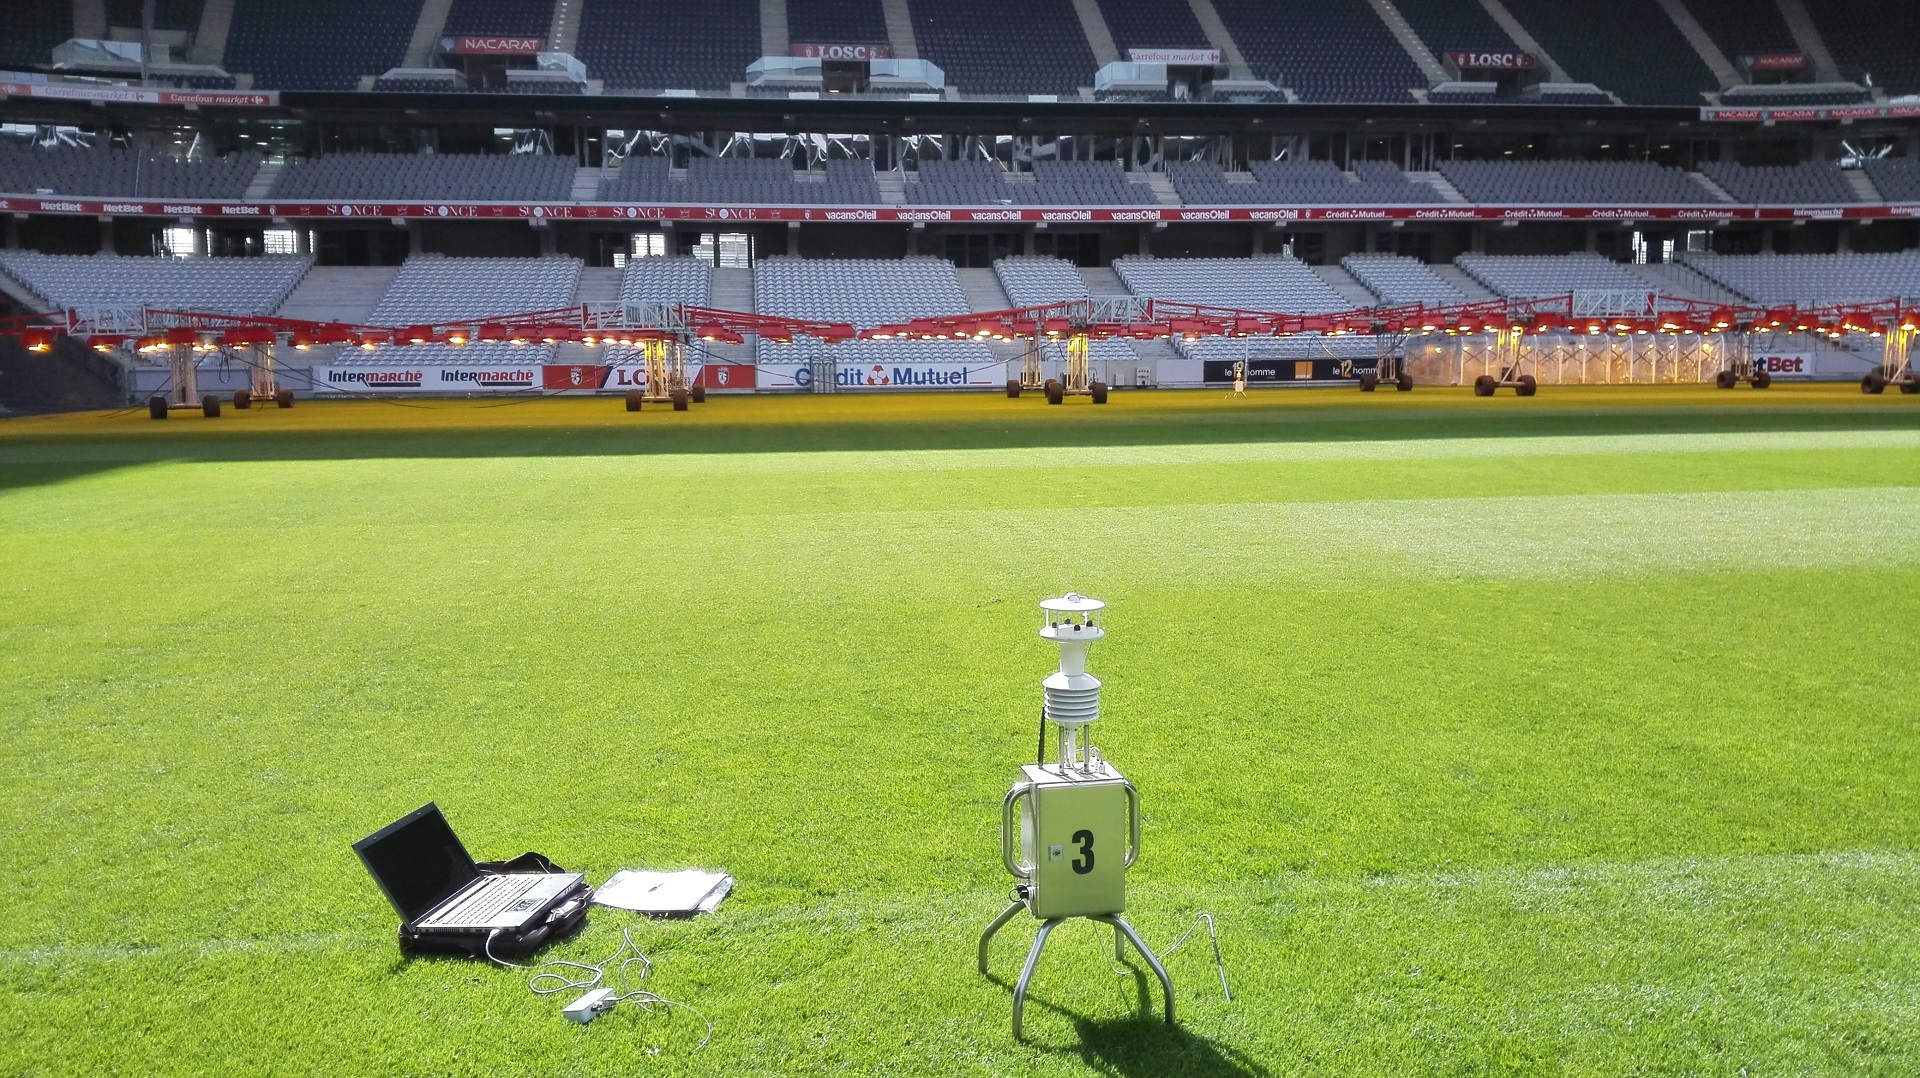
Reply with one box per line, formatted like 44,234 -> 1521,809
22,330 -> 54,352
978,593 -> 1174,1040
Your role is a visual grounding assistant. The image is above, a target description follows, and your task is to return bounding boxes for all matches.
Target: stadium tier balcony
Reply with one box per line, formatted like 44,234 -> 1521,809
149,74 -> 242,90
1497,0 -> 1714,105
1718,86 -> 1873,108
0,144 -> 259,199
994,257 -> 1093,307
619,257 -> 712,308
1863,158 -> 1920,202
1208,0 -> 1423,103
787,0 -> 891,46
1435,160 -> 1718,204
1114,255 -> 1351,312
1804,0 -> 1920,96
365,256 -> 582,326
3,0 -> 72,68
574,0 -> 759,91
442,0 -> 552,37
1425,86 -> 1500,105
1392,0 -> 1518,56
1681,0 -> 1798,62
226,0 -> 419,91
0,252 -> 310,315
1455,252 -> 1656,300
1341,255 -> 1466,307
267,153 -> 573,201
909,0 -> 1095,96
1095,0 -> 1212,54
1677,252 -> 1920,306
1700,161 -> 1860,205
676,157 -> 882,206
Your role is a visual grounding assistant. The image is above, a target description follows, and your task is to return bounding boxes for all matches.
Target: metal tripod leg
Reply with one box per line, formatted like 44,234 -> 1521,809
1011,918 -> 1063,1040
977,900 -> 1026,974
1096,915 -> 1176,1026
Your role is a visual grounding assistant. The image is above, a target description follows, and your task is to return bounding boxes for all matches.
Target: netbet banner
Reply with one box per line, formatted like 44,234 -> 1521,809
313,365 -> 538,393
757,361 -> 1006,391
1753,353 -> 1816,379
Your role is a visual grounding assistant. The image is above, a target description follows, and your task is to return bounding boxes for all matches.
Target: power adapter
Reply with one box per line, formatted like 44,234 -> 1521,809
563,987 -> 618,1025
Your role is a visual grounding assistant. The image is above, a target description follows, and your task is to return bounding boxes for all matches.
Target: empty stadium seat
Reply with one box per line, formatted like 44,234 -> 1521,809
1341,255 -> 1466,306
753,257 -> 992,368
1208,0 -> 1424,103
1682,0 -> 1799,61
1393,0 -> 1518,55
1436,160 -> 1719,204
619,257 -> 712,308
0,144 -> 260,199
268,153 -> 573,201
1096,0 -> 1213,53
1169,160 -> 1444,205
1,0 -> 73,68
910,0 -> 1096,96
574,0 -> 760,90
0,253 -> 311,314
1863,158 -> 1920,203
1497,0 -> 1715,105
994,257 -> 1092,307
1031,161 -> 1155,206
1700,161 -> 1859,205
1677,252 -> 1920,305
442,0 -> 552,37
227,0 -> 419,91
787,0 -> 890,46
366,256 -> 583,325
1114,256 -> 1351,312
1455,252 -> 1653,300
1804,0 -> 1920,96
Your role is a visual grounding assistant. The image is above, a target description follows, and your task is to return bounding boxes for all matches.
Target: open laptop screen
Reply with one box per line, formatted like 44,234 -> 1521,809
353,803 -> 481,923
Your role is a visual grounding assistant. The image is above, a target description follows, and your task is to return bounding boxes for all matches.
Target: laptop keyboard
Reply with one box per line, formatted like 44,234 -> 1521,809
436,876 -> 539,925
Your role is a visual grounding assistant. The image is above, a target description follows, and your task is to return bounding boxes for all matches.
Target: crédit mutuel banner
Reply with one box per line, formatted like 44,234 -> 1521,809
757,361 -> 1007,391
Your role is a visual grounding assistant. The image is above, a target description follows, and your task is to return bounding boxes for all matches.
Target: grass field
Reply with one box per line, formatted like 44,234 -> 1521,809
3,384 -> 1918,1075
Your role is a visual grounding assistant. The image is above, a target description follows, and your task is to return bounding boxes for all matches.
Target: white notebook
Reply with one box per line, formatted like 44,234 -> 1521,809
593,869 -> 732,915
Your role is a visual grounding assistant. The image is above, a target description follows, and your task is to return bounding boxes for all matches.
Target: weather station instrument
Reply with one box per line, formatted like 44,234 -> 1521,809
977,592 -> 1174,1039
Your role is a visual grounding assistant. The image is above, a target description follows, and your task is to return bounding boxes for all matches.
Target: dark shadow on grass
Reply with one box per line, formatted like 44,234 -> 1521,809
4,401 -> 1917,467
991,976 -> 1266,1078
0,460 -> 139,493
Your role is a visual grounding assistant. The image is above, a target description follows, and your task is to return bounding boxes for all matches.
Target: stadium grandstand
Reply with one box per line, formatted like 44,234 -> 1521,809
2,0 -> 1919,404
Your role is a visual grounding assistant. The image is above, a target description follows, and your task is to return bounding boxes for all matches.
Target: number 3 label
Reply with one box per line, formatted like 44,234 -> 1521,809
1070,829 -> 1095,874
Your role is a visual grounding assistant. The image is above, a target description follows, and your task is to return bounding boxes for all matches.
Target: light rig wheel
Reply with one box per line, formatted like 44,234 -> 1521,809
1006,379 -> 1021,398
1089,381 -> 1109,404
625,389 -> 644,411
148,395 -> 168,420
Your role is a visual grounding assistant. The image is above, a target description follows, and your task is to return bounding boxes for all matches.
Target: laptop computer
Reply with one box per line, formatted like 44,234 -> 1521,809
354,802 -> 584,933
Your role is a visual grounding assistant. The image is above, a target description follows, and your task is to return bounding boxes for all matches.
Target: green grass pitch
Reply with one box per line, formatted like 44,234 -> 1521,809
3,384 -> 1918,1075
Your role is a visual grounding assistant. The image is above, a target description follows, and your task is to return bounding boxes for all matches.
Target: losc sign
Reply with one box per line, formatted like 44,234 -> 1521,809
1446,50 -> 1536,70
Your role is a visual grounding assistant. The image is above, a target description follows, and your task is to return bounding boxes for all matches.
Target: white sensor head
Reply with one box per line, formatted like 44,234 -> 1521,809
1039,592 -> 1104,731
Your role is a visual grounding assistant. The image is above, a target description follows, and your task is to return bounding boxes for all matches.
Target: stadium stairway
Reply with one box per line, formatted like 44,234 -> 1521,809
1365,0 -> 1449,84
958,267 -> 1028,367
879,0 -> 920,59
405,0 -> 455,69
274,266 -> 402,324
1312,264 -> 1380,308
190,0 -> 236,65
243,160 -> 281,200
1136,172 -> 1181,206
1408,170 -> 1468,203
1633,262 -> 1744,305
1185,0 -> 1255,80
1430,264 -> 1500,302
1844,170 -> 1882,203
874,171 -> 907,205
957,266 -> 1014,312
1690,171 -> 1735,203
1774,0 -> 1842,82
1471,0 -> 1568,82
1078,265 -> 1130,297
703,266 -> 756,363
574,267 -> 622,306
570,167 -> 601,201
0,261 -> 49,313
1652,0 -> 1739,88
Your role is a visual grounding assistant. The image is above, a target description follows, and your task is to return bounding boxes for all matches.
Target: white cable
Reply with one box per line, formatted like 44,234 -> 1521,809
1157,912 -> 1233,1002
485,926 -> 713,1049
